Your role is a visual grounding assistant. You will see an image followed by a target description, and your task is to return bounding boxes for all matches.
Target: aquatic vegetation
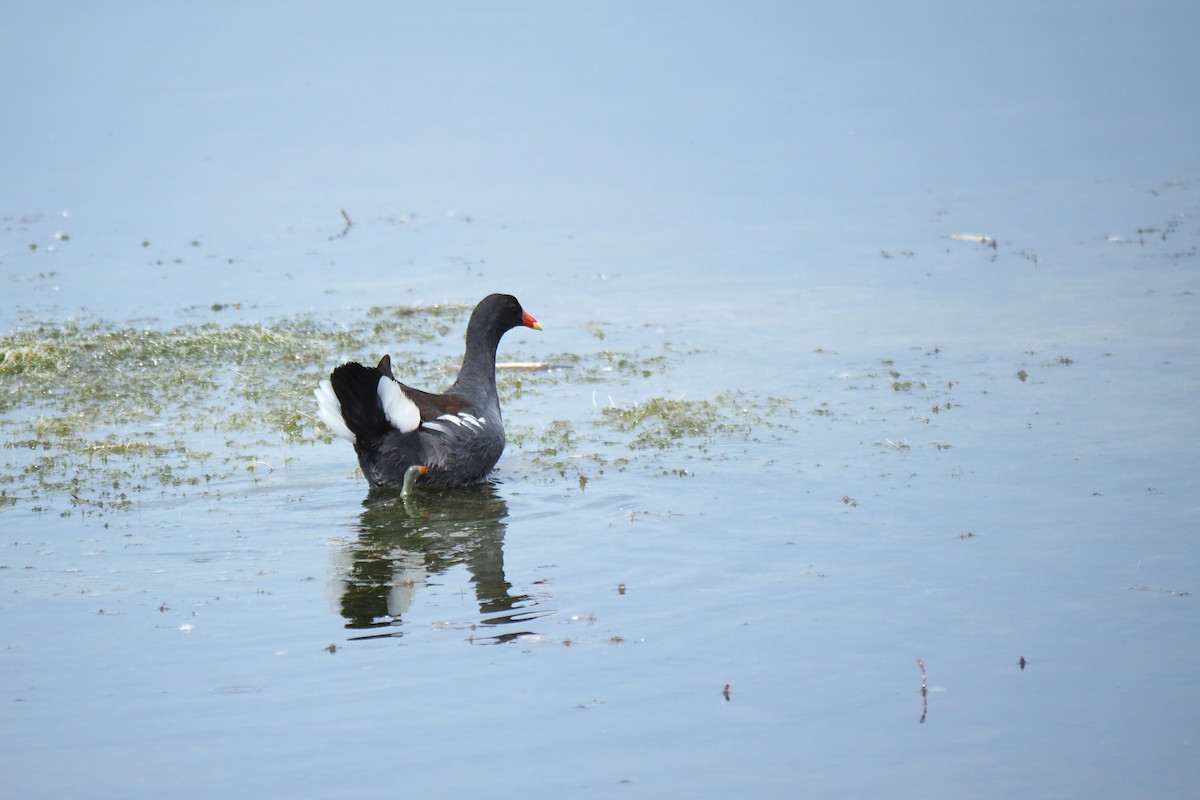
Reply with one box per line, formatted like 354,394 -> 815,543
599,397 -> 719,448
3,307 -> 980,511
2,306 -> 777,512
596,391 -> 796,450
0,307 -> 472,513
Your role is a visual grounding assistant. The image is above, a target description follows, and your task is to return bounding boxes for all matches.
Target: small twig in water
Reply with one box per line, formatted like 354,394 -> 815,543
496,362 -> 547,370
329,209 -> 354,240
917,658 -> 928,724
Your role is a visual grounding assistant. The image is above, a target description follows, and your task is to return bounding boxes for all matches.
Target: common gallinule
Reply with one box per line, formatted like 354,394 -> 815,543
315,294 -> 542,493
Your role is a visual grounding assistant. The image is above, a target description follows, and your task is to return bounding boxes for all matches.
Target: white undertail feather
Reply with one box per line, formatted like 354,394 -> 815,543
314,380 -> 355,442
378,376 -> 420,434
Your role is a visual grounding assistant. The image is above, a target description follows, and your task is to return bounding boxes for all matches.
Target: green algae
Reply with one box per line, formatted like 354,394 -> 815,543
1,308 -> 810,512
0,306 -> 475,514
2,312 -> 971,512
597,391 -> 795,450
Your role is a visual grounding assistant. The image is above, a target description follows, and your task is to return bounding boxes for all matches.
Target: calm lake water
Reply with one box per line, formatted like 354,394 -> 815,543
3,2 -> 1199,798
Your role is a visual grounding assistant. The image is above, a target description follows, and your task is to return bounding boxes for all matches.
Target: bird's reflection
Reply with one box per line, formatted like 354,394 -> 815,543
332,483 -> 549,642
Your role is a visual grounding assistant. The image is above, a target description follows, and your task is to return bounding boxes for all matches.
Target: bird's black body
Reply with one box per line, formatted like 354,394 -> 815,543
316,294 -> 540,489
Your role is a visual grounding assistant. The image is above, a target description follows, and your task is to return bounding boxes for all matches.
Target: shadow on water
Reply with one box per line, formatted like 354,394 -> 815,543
334,483 -> 551,643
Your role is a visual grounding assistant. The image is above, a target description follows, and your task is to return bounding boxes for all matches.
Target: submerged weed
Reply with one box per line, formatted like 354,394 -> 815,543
600,397 -> 721,449
0,306 -> 477,513
1,346 -> 57,376
1,305 -> 816,510
596,391 -> 795,450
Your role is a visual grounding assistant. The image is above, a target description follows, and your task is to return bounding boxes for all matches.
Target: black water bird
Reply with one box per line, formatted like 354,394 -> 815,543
316,294 -> 541,493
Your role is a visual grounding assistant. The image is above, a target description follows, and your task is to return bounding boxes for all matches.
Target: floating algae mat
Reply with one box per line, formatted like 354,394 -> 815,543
0,306 -> 469,514
0,307 -> 797,514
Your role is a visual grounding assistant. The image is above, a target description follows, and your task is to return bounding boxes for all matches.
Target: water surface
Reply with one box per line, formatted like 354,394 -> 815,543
3,3 -> 1198,798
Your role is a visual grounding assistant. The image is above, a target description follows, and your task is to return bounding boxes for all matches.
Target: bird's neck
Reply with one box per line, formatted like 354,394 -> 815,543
451,325 -> 501,402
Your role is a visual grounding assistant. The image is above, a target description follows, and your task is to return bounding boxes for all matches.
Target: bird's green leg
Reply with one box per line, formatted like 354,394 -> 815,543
401,464 -> 426,499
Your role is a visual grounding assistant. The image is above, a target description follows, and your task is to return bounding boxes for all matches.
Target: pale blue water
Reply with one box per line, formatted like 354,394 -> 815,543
3,2 -> 1199,798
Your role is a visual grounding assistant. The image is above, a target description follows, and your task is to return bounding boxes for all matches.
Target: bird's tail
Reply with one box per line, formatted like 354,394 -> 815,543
315,362 -> 389,442
315,360 -> 421,443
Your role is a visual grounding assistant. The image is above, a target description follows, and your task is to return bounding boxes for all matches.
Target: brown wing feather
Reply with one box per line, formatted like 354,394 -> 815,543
399,384 -> 468,420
